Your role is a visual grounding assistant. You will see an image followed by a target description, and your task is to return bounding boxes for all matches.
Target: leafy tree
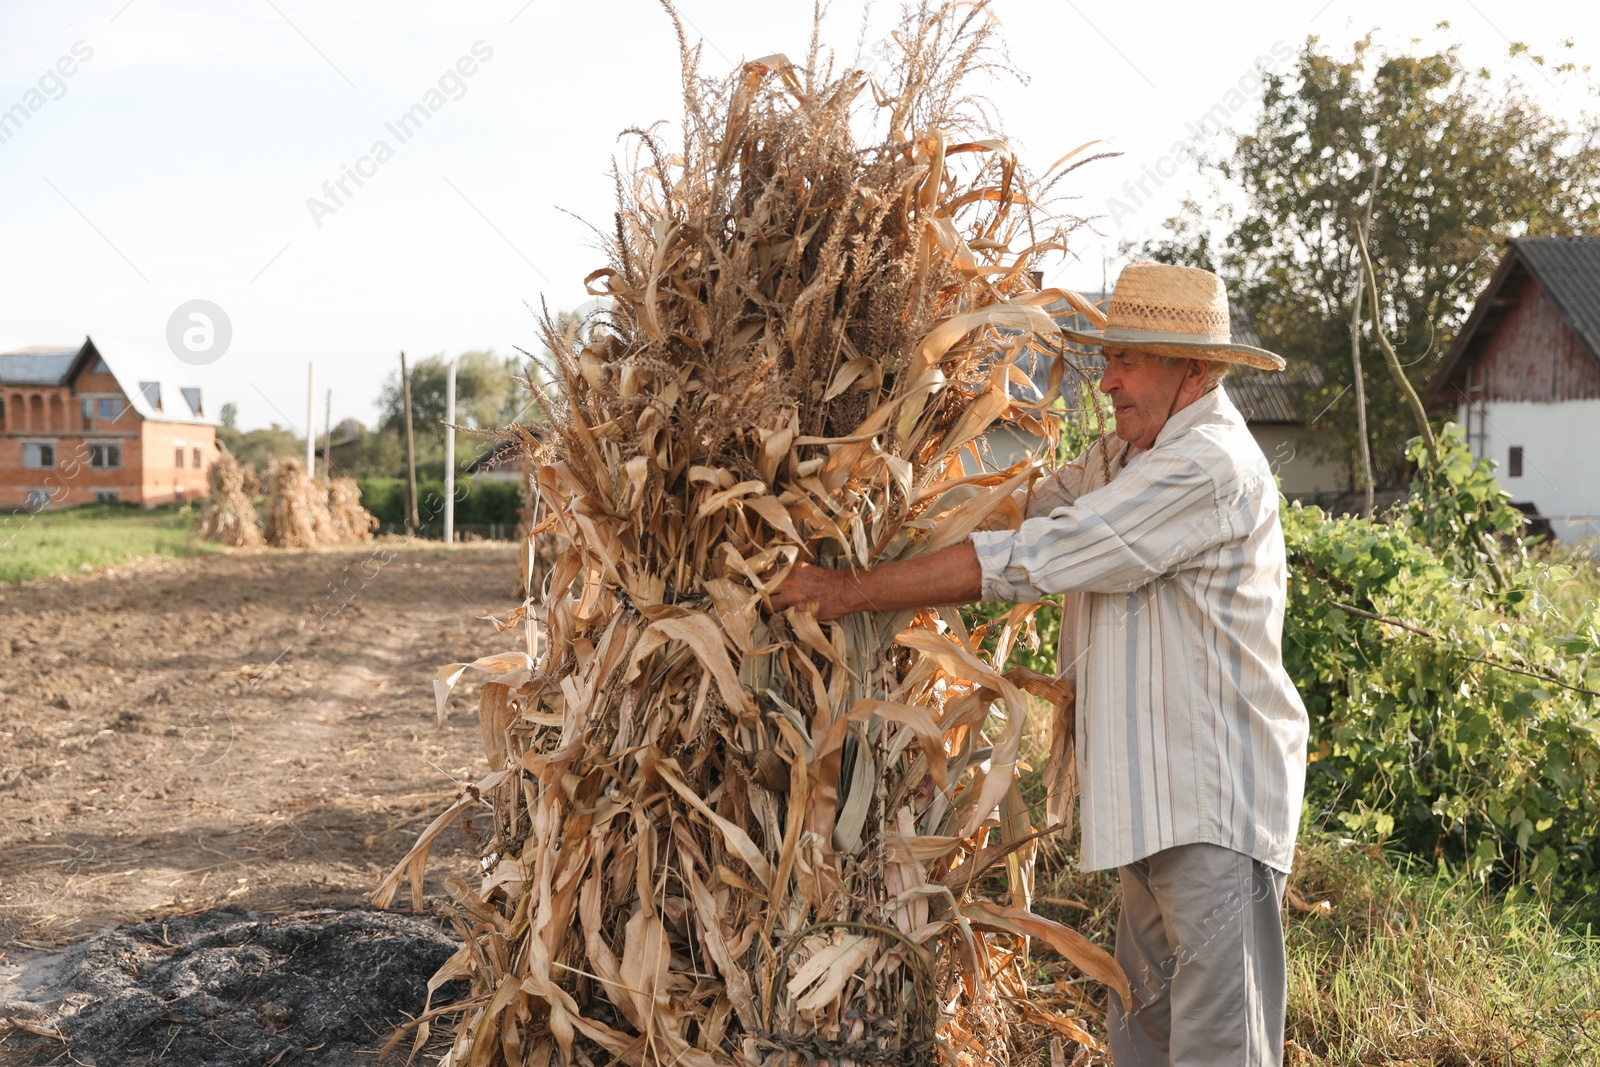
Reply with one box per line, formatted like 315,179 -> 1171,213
219,401 -> 238,430
216,423 -> 302,471
328,422 -> 407,479
370,349 -> 533,479
1143,31 -> 1600,486
376,350 -> 524,441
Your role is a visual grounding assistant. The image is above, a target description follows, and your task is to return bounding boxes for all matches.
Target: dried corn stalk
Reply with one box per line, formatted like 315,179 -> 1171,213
262,457 -> 333,548
240,462 -> 262,498
326,476 -> 379,543
379,4 -> 1124,1065
516,460 -> 558,599
197,450 -> 264,547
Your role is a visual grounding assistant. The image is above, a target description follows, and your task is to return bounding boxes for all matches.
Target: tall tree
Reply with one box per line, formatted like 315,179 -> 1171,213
377,350 -> 519,441
1143,31 -> 1600,485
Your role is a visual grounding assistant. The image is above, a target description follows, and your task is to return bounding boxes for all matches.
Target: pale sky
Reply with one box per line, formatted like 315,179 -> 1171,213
2,0 -> 1594,433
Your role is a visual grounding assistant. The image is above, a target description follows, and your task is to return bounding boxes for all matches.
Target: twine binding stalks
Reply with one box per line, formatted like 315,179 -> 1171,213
377,3 -> 1127,1065
197,450 -> 264,547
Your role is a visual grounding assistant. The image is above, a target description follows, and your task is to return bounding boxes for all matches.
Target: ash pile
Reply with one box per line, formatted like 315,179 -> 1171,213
1,906 -> 462,1066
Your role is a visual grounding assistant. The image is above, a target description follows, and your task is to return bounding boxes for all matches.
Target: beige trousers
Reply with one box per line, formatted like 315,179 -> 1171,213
1107,842 -> 1288,1067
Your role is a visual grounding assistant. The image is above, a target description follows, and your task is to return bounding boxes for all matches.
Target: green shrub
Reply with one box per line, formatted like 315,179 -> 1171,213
356,478 -> 409,528
357,476 -> 521,531
1285,425 -> 1600,913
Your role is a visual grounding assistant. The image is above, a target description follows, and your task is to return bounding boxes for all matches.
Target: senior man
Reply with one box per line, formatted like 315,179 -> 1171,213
771,262 -> 1309,1066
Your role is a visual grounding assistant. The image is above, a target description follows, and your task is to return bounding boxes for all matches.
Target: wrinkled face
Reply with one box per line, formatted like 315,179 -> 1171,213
1097,346 -> 1198,449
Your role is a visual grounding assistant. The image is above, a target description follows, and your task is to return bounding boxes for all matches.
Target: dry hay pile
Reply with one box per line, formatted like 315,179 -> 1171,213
197,450 -> 264,547
379,5 -> 1123,1066
327,475 -> 380,543
241,462 -> 262,498
262,458 -> 335,548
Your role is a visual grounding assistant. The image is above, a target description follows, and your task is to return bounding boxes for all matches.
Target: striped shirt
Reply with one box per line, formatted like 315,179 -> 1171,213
969,385 -> 1308,873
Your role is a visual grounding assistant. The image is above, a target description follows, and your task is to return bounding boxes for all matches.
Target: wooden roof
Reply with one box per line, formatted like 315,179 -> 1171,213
1424,237 -> 1600,408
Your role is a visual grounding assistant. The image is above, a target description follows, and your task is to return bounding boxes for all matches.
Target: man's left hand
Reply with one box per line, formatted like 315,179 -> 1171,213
766,544 -> 985,622
768,561 -> 852,620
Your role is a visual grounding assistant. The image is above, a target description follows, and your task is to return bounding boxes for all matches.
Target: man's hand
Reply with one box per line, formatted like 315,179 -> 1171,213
766,543 -> 986,622
768,561 -> 854,621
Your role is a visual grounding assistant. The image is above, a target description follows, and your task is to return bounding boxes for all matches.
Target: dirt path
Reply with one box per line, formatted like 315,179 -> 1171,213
0,542 -> 524,949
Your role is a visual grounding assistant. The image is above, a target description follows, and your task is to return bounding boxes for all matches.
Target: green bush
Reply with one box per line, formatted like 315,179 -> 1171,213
357,478 -> 409,528
1285,425 -> 1600,913
357,477 -> 522,531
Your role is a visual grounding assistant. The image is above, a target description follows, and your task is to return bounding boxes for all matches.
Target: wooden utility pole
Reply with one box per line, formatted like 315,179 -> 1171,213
400,351 -> 420,533
323,389 -> 333,477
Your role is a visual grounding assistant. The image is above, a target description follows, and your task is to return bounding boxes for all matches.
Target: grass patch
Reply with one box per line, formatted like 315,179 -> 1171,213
1027,831 -> 1599,1063
0,503 -> 216,584
1285,834 -> 1599,1065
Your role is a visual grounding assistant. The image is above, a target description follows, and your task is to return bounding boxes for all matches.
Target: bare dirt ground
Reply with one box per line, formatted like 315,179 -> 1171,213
0,542 -> 526,1062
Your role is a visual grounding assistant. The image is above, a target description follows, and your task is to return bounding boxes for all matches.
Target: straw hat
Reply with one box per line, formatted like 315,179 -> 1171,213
1058,262 -> 1286,371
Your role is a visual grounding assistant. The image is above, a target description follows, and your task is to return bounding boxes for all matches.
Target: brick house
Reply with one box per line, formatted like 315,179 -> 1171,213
0,336 -> 218,509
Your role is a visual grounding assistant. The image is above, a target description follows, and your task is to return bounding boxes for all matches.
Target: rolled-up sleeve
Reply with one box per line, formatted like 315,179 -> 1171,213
970,449 -> 1227,601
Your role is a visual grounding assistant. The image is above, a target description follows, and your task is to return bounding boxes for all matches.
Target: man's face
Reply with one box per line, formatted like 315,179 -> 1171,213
1098,346 -> 1194,449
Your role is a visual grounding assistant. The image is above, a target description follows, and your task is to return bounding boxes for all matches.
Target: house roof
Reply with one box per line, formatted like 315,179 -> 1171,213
465,431 -> 546,474
0,346 -> 79,385
1517,237 -> 1600,358
0,336 -> 219,427
1225,362 -> 1325,424
1424,236 -> 1600,407
466,440 -> 522,474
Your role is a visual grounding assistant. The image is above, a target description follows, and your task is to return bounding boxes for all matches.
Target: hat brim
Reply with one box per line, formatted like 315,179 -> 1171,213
1058,326 -> 1286,372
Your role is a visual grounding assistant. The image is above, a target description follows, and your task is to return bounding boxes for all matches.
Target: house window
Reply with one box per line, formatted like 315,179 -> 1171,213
97,397 -> 122,420
81,397 -> 94,430
1509,446 -> 1524,478
22,442 -> 55,469
174,446 -> 185,469
181,387 -> 202,417
0,396 -> 6,429
89,443 -> 121,469
140,381 -> 161,410
192,446 -> 202,468
94,489 -> 119,503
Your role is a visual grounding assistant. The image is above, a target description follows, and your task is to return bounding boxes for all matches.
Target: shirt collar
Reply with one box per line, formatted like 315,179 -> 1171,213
1150,383 -> 1238,451
1101,384 -> 1241,477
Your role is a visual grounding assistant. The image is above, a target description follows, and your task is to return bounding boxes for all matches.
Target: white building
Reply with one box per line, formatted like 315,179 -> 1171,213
1424,238 -> 1600,546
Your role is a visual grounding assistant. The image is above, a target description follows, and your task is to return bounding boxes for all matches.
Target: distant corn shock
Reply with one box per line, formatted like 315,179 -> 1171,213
200,453 -> 377,549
